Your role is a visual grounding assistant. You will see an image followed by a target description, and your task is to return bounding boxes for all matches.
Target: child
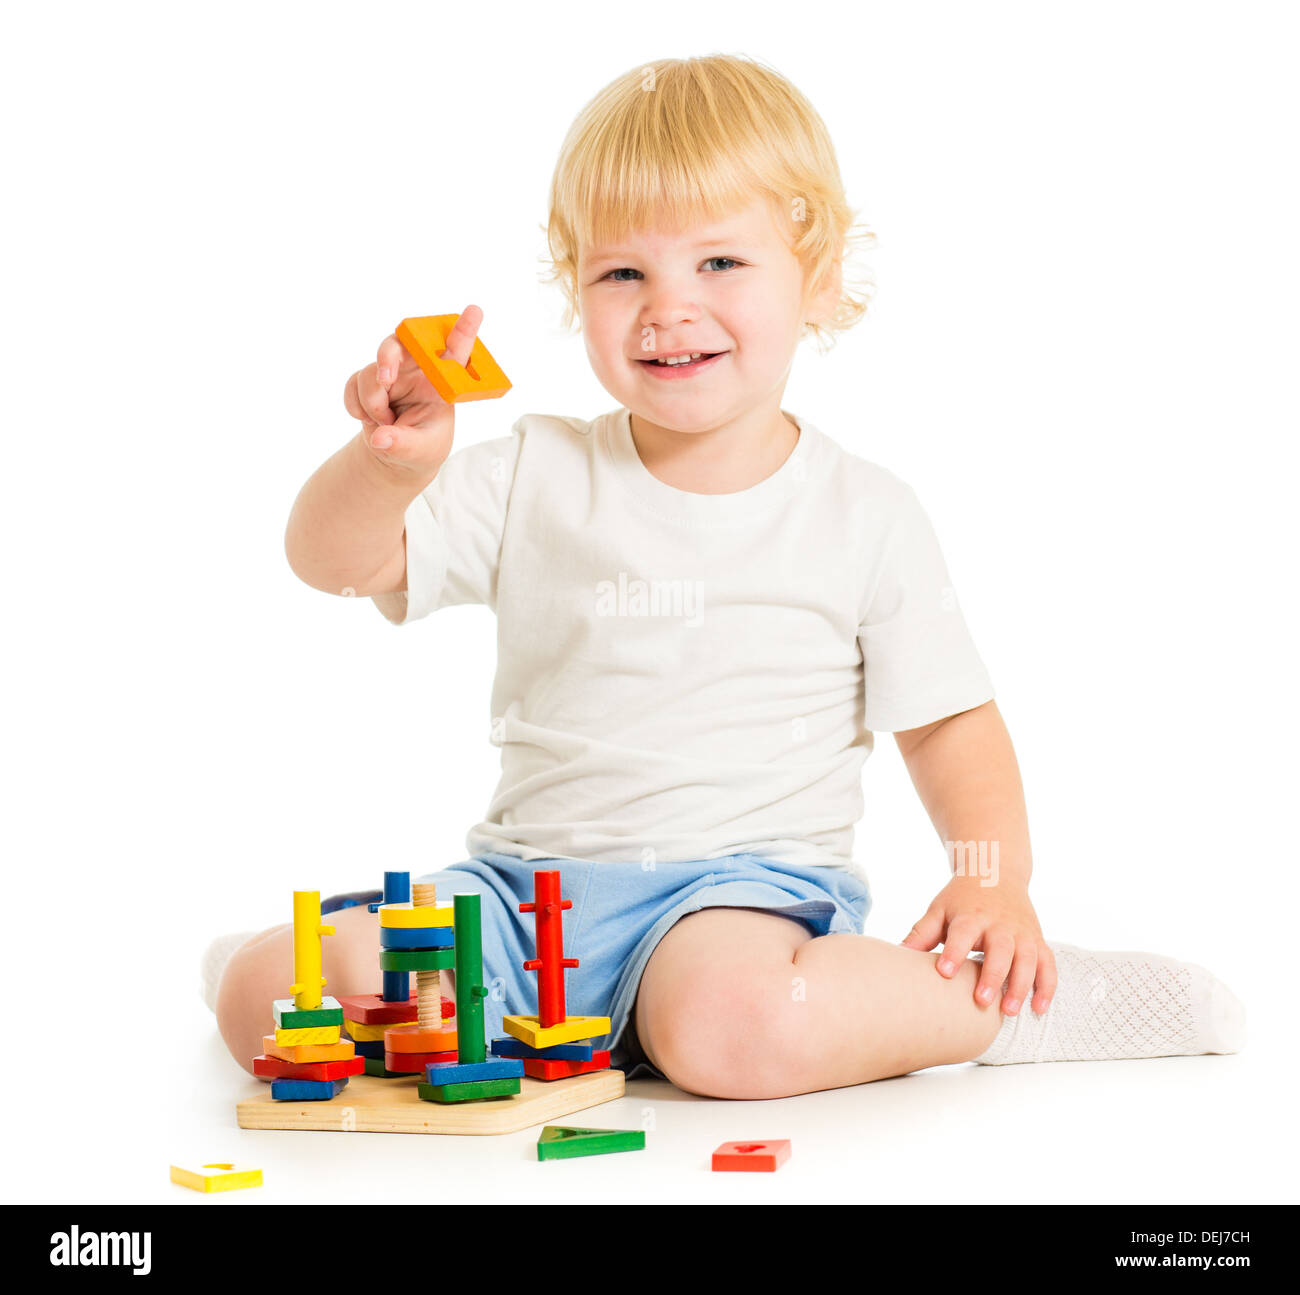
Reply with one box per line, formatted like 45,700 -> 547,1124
208,55 -> 1245,1098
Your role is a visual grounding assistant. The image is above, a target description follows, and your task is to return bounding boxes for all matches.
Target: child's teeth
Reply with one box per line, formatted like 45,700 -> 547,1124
653,352 -> 705,366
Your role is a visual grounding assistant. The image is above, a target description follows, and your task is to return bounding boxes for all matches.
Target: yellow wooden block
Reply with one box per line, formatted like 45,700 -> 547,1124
273,1023 -> 342,1046
262,1034 -> 355,1064
377,901 -> 454,929
501,1015 -> 611,1050
342,1018 -> 396,1043
170,1162 -> 263,1193
395,315 -> 512,404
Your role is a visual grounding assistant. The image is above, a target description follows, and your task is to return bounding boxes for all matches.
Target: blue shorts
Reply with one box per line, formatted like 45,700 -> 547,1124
322,852 -> 871,1080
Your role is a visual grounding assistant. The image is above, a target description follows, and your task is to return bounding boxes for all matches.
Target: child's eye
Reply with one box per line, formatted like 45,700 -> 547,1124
602,267 -> 642,282
702,257 -> 742,272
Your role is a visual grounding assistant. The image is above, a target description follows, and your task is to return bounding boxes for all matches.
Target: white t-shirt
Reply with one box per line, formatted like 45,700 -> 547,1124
374,406 -> 995,875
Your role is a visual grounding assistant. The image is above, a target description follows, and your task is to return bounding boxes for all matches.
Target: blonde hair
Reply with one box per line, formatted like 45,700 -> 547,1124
542,54 -> 875,351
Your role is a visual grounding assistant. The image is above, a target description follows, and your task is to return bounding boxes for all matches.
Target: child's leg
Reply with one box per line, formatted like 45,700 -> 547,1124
634,908 -> 1006,1099
633,909 -> 1245,1099
214,904 -> 382,1076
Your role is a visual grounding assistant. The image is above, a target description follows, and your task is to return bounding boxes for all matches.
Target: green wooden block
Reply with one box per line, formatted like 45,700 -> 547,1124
363,1056 -> 409,1078
537,1126 -> 646,1161
272,997 -> 344,1029
417,1076 -> 521,1103
379,947 -> 456,972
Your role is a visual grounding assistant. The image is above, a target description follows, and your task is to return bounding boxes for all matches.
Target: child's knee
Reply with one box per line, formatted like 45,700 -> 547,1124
215,931 -> 287,1075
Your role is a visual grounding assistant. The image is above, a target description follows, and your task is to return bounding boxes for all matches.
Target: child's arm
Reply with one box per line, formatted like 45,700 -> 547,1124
284,306 -> 483,596
894,700 -> 1058,1018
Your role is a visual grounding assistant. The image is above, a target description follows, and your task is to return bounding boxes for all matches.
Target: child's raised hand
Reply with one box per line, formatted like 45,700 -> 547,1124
901,876 -> 1057,1017
343,304 -> 484,478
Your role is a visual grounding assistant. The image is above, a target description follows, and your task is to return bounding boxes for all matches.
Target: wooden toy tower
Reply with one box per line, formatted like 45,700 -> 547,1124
251,890 -> 362,1099
492,869 -> 612,1077
336,871 -> 456,1078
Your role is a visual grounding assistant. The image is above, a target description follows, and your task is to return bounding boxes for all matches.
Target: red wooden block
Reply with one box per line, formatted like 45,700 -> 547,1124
520,1051 -> 611,1081
251,1054 -> 365,1082
712,1140 -> 791,1172
334,992 -> 454,1024
383,1048 -> 458,1074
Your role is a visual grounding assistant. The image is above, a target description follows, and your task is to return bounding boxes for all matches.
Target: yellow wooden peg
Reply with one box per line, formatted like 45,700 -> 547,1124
170,1162 -> 263,1193
261,1034 -> 356,1064
289,890 -> 333,1010
273,1023 -> 342,1047
501,1015 -> 611,1050
378,901 -> 454,929
395,314 -> 511,404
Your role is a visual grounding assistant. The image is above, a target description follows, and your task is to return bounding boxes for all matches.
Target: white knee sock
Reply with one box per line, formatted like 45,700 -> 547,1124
200,930 -> 259,1014
972,941 -> 1247,1065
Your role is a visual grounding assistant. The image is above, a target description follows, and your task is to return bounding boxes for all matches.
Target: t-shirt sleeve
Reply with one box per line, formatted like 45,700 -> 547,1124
857,484 -> 995,732
372,431 -> 521,625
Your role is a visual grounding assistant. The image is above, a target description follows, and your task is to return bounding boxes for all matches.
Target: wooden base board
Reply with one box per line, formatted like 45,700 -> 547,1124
236,1068 -> 625,1136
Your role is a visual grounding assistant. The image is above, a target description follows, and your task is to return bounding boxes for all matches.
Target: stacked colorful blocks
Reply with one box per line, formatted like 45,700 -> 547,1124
334,869 -> 423,1077
420,892 -> 524,1102
379,881 -> 462,1079
491,870 -> 612,1080
250,890 -> 360,1100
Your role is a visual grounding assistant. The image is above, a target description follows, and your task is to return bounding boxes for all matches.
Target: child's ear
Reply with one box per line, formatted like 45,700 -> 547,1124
804,256 -> 843,328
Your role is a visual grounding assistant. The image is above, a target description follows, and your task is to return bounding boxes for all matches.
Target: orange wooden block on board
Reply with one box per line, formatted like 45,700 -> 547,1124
383,1023 -> 459,1054
261,1033 -> 356,1065
395,315 -> 511,403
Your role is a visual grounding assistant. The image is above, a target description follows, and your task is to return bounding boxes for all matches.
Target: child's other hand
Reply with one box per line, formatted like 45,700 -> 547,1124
343,304 -> 484,477
901,877 -> 1056,1016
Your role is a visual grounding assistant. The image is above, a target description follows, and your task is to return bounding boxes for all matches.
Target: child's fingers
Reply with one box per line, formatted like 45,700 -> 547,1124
1030,943 -> 1058,1015
343,370 -> 368,423
900,904 -> 945,952
355,362 -> 395,426
376,333 -> 406,383
1002,944 -> 1039,1016
974,933 -> 1014,1005
935,915 -> 979,976
439,304 -> 484,366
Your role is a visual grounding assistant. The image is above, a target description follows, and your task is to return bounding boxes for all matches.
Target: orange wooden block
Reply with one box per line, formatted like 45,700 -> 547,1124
711,1139 -> 791,1172
395,315 -> 511,403
261,1033 -> 356,1064
383,1023 -> 458,1054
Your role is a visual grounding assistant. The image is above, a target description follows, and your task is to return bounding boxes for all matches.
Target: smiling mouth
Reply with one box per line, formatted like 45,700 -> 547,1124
636,351 -> 725,370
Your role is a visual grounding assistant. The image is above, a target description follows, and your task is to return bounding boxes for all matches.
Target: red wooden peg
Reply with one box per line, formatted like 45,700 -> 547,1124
520,870 -> 579,1027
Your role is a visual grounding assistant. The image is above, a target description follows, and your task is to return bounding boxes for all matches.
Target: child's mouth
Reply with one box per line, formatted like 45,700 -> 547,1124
637,351 -> 726,379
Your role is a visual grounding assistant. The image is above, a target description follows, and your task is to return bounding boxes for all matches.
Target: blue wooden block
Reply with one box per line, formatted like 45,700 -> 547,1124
423,1056 -> 524,1085
490,1036 -> 595,1061
378,924 -> 456,950
351,1038 -> 387,1059
270,1077 -> 350,1101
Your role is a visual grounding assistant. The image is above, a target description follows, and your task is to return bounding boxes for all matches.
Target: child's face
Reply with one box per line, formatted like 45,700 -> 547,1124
577,195 -> 816,433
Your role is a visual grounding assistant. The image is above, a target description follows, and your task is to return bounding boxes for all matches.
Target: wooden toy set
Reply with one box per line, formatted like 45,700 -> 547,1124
237,869 -> 628,1138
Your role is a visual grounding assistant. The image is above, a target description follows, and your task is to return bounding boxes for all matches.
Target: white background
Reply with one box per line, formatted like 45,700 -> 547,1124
3,0 -> 1296,1205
